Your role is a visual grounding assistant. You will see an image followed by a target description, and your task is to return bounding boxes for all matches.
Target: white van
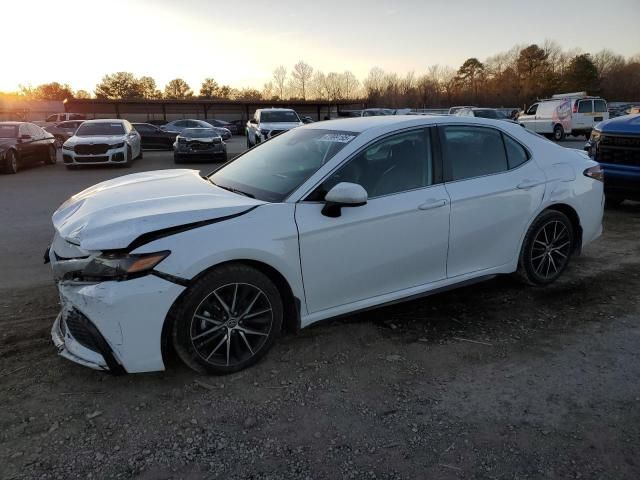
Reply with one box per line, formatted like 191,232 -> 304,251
518,92 -> 608,141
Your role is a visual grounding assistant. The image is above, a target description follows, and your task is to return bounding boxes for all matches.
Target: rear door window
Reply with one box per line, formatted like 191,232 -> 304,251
441,126 -> 509,181
578,100 -> 593,113
594,100 -> 607,113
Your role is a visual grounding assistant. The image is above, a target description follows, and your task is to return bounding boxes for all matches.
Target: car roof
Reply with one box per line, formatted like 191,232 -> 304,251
304,114 -> 527,134
81,119 -> 125,124
0,122 -> 23,126
258,108 -> 295,112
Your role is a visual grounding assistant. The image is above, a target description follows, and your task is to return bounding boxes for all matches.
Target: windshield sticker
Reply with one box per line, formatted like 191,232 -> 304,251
318,133 -> 355,143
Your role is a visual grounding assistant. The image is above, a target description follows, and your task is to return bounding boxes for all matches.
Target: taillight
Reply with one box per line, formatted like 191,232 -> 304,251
584,165 -> 604,182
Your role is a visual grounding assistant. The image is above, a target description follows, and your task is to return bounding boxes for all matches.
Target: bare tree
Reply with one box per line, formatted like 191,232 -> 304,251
272,66 -> 287,99
291,61 -> 314,100
341,71 -> 360,99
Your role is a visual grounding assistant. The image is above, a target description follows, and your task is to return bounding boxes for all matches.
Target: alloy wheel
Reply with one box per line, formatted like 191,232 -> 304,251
190,283 -> 273,367
530,220 -> 571,280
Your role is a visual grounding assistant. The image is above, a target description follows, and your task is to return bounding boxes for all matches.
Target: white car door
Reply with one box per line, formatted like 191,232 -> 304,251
574,99 -> 593,131
440,125 -> 545,277
295,128 -> 450,314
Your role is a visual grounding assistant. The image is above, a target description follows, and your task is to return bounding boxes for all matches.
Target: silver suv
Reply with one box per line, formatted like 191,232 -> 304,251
246,108 -> 302,147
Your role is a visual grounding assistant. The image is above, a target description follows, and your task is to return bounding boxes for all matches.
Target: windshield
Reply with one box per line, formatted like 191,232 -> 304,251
474,109 -> 499,119
182,128 -> 217,138
75,122 -> 125,136
0,125 -> 18,138
260,111 -> 300,123
209,128 -> 358,202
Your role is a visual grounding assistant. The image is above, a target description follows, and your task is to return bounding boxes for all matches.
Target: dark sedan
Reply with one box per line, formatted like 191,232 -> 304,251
203,118 -> 240,135
0,122 -> 57,174
174,128 -> 227,163
44,120 -> 84,148
132,123 -> 178,150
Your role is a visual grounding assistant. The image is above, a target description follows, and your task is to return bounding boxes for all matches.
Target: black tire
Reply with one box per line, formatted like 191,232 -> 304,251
172,264 -> 283,374
137,148 -> 143,160
4,150 -> 18,174
174,153 -> 182,164
246,136 -> 252,148
220,152 -> 228,162
44,145 -> 57,165
605,196 -> 625,208
517,210 -> 575,285
553,125 -> 565,141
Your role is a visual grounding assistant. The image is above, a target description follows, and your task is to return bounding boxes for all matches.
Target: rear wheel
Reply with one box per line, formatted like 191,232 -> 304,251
44,145 -> 57,165
517,210 -> 575,285
4,150 -> 18,174
172,264 -> 283,374
553,125 -> 565,141
246,136 -> 252,148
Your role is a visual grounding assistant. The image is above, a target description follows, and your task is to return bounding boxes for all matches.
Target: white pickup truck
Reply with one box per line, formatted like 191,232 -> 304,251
246,108 -> 303,147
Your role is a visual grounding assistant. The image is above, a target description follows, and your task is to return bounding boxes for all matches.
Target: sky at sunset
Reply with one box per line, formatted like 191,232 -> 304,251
3,0 -> 639,93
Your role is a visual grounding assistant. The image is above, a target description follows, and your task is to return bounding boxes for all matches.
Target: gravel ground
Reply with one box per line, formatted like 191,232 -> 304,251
1,140 -> 639,479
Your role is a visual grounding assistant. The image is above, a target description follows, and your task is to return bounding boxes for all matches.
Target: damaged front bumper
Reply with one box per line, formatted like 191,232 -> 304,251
52,311 -> 122,373
48,235 -> 186,374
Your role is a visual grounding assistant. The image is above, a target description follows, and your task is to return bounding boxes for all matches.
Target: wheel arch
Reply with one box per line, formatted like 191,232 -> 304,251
541,203 -> 583,254
160,259 -> 301,367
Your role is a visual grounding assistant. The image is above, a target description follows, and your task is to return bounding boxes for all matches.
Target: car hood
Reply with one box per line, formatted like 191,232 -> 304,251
66,135 -> 128,146
260,122 -> 301,130
52,169 -> 264,251
596,114 -> 640,135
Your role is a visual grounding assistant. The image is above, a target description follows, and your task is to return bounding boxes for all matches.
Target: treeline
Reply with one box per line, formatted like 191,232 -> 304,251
4,41 -> 639,107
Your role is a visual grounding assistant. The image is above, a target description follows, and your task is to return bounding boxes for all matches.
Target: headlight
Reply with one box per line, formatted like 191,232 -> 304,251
82,251 -> 170,280
62,143 -> 74,151
590,130 -> 601,142
260,129 -> 270,136
111,142 -> 125,149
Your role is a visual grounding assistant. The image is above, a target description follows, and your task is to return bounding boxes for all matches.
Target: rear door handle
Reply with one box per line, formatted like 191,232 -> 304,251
418,199 -> 448,210
517,179 -> 546,189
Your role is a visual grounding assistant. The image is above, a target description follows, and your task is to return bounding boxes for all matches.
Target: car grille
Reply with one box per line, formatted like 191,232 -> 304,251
188,141 -> 216,151
598,135 -> 640,167
74,144 -> 110,155
63,308 -> 100,353
75,156 -> 109,163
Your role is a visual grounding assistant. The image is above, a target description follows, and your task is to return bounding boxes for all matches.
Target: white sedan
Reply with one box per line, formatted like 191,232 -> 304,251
61,119 -> 142,168
47,115 -> 604,375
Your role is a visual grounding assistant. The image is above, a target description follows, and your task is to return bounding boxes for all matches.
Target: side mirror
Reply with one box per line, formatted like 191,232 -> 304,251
249,119 -> 257,124
19,134 -> 32,141
321,182 -> 368,218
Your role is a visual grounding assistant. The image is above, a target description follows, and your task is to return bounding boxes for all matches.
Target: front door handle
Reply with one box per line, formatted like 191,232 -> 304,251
517,179 -> 546,189
418,199 -> 448,210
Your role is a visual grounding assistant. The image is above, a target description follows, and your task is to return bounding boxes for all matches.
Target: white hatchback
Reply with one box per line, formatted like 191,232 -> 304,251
48,116 -> 604,375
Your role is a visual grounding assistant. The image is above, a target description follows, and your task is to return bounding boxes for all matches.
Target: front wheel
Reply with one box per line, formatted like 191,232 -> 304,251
44,145 -> 57,165
553,125 -> 565,141
172,264 -> 283,374
517,210 -> 575,285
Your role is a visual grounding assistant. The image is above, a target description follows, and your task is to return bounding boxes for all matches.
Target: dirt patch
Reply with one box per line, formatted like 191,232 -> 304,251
1,204 -> 640,479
